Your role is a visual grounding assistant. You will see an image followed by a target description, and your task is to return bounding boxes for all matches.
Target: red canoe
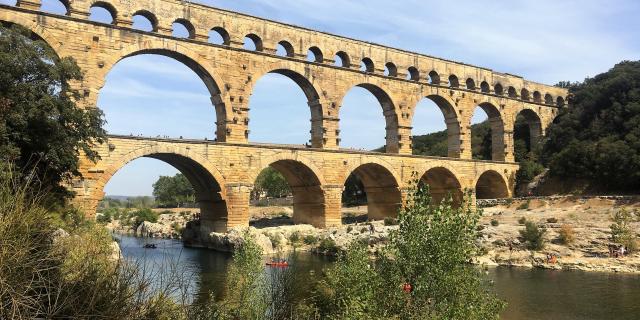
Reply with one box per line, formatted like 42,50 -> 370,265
266,261 -> 289,267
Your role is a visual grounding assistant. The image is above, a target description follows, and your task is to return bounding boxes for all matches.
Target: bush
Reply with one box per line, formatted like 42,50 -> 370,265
518,217 -> 527,225
520,221 -> 546,250
490,219 -> 499,226
288,231 -> 301,244
610,209 -> 639,253
383,217 -> 398,226
303,235 -> 318,245
317,238 -> 339,255
131,208 -> 159,230
360,227 -> 369,233
517,200 -> 530,210
346,225 -> 353,233
547,217 -> 558,223
558,224 -> 575,245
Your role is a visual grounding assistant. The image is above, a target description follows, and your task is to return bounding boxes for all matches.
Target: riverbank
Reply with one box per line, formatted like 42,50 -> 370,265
105,197 -> 640,273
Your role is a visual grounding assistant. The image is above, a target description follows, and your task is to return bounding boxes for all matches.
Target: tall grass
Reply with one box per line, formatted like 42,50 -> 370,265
0,165 -> 190,319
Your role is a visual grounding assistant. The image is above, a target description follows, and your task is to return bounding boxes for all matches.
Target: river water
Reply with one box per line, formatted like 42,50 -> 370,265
117,235 -> 640,320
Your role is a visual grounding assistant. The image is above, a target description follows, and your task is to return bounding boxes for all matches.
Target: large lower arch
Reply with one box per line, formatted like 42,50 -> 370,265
474,102 -> 506,161
251,155 -> 327,227
421,167 -> 463,207
340,83 -> 400,153
97,145 -> 229,232
344,162 -> 402,220
413,94 -> 462,158
475,170 -> 509,199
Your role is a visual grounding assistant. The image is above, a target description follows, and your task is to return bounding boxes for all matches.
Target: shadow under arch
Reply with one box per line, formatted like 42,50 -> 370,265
341,83 -> 400,153
98,145 -> 229,233
474,102 -> 506,161
420,167 -> 463,207
413,94 -> 462,158
252,157 -> 327,227
475,170 -> 509,199
514,108 -> 543,155
343,162 -> 402,220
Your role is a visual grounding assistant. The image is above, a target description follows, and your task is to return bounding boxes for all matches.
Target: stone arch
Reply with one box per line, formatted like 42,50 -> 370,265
97,144 -> 229,232
421,166 -> 463,207
209,26 -> 230,45
277,40 -> 295,57
334,51 -> 350,68
508,86 -> 517,98
0,15 -> 65,56
344,162 -> 402,220
41,0 -> 70,15
384,62 -> 398,77
466,78 -> 476,90
494,83 -> 504,95
544,93 -> 554,105
172,18 -> 196,39
407,66 -> 419,81
89,1 -> 118,25
474,102 -> 506,161
428,70 -> 440,85
514,108 -> 543,153
557,96 -> 566,107
521,88 -> 531,101
244,33 -> 263,51
412,93 -> 462,158
98,42 -> 231,140
246,67 -> 324,146
475,170 -> 509,199
449,74 -> 459,88
480,81 -> 490,93
307,46 -> 323,63
131,10 -> 158,32
340,83 -> 401,153
251,154 -> 327,227
361,57 -> 375,73
533,91 -> 542,103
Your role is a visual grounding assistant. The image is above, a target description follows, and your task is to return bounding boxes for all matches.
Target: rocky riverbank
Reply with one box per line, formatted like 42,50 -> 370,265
106,197 -> 640,273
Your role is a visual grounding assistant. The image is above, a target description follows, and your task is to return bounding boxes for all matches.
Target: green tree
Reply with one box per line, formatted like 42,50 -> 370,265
254,167 -> 290,198
541,61 -> 640,192
152,173 -> 195,208
0,24 -> 106,206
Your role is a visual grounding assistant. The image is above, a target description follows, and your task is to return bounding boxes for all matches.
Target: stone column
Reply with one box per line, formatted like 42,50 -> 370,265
365,186 -> 402,220
212,93 -> 248,143
197,193 -> 229,234
320,185 -> 343,228
309,99 -> 339,149
224,183 -> 252,229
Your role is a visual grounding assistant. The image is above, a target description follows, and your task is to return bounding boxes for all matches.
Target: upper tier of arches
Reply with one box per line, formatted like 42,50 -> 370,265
4,0 -> 567,108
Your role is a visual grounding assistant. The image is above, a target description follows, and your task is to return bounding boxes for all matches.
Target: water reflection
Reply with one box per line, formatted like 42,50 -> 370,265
118,236 -> 640,319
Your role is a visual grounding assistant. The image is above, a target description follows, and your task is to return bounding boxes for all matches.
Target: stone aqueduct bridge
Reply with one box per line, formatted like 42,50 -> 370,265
1,0 -> 568,232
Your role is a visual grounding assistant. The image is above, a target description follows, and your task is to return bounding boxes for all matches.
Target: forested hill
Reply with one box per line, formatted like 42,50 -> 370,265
411,122 -> 493,159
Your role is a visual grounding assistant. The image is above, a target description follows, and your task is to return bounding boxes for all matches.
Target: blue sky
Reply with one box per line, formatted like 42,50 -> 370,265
5,0 -> 639,196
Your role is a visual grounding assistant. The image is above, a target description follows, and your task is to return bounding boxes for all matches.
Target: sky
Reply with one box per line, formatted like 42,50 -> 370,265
5,0 -> 639,196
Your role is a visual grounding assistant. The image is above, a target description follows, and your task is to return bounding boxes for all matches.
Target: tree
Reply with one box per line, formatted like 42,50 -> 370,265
0,24 -> 106,206
254,167 -> 290,199
152,173 -> 195,208
541,61 -> 640,192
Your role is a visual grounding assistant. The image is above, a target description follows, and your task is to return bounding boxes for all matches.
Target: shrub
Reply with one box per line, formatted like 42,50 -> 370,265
518,217 -> 527,225
610,209 -> 639,253
303,235 -> 318,245
360,227 -> 369,233
547,217 -> 558,224
520,221 -> 546,250
131,208 -> 159,230
383,217 -> 398,226
346,225 -> 353,233
317,238 -> 339,255
517,200 -> 530,210
288,231 -> 301,244
490,219 -> 499,226
558,224 -> 575,245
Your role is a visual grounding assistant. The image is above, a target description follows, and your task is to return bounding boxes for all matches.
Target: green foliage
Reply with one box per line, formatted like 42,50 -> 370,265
517,200 -> 531,211
541,61 -> 640,192
303,234 -> 318,245
130,208 -> 159,229
411,121 -> 493,160
490,219 -> 500,226
610,209 -> 639,252
288,231 -> 301,244
383,217 -> 398,226
518,216 -> 527,225
153,173 -> 195,208
520,221 -> 546,251
313,180 -> 505,319
254,167 -> 291,198
317,238 -> 339,255
0,25 -> 106,206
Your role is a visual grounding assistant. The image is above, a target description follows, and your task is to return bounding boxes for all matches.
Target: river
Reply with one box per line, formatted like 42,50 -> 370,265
117,235 -> 640,320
